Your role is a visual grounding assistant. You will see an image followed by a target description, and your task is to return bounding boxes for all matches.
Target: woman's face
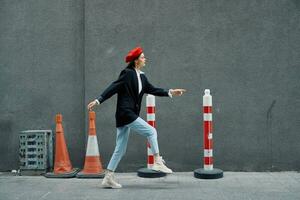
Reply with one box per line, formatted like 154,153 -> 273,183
135,53 -> 146,68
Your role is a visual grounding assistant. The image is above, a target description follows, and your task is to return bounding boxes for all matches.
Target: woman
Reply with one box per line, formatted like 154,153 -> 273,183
88,47 -> 186,189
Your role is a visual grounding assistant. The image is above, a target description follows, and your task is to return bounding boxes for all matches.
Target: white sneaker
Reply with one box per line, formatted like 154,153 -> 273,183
152,156 -> 173,174
102,171 -> 122,189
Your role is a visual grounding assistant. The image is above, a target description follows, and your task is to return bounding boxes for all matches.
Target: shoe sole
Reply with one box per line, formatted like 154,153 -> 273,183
102,184 -> 122,189
152,167 -> 173,174
102,182 -> 122,189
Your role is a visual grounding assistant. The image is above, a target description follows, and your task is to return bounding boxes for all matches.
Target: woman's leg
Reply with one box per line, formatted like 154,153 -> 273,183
102,126 -> 130,189
106,126 -> 130,172
127,117 -> 172,173
126,117 -> 159,155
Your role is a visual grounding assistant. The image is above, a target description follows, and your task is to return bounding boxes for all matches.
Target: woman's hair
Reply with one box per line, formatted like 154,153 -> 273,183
125,53 -> 142,69
126,60 -> 135,69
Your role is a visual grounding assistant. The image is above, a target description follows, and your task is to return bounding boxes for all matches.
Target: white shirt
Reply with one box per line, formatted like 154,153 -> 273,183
135,68 -> 143,94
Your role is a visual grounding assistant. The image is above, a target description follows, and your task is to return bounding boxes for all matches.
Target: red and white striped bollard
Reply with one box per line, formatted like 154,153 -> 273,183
194,89 -> 223,179
203,89 -> 213,170
137,94 -> 166,178
146,94 -> 155,169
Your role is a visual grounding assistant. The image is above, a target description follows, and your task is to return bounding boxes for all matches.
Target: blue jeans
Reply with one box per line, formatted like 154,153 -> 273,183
107,117 -> 159,171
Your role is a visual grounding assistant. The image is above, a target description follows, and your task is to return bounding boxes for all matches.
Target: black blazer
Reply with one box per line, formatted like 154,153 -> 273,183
97,67 -> 169,127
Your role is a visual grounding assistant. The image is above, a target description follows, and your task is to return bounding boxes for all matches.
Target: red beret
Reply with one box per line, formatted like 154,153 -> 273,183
125,47 -> 143,63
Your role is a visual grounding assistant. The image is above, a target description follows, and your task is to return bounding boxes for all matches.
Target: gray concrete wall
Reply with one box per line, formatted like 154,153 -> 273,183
1,0 -> 300,172
0,0 -> 86,170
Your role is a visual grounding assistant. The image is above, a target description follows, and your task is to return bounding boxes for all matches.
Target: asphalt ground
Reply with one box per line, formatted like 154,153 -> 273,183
0,172 -> 299,200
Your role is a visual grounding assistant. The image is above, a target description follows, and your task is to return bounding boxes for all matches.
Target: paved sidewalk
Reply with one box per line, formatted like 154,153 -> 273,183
0,172 -> 299,200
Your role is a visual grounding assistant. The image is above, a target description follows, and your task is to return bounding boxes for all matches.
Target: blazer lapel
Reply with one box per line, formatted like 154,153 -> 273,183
131,68 -> 139,102
139,73 -> 146,98
130,68 -> 145,101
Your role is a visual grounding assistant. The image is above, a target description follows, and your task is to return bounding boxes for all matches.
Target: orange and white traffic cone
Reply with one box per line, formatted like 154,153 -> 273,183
45,114 -> 79,178
77,111 -> 105,178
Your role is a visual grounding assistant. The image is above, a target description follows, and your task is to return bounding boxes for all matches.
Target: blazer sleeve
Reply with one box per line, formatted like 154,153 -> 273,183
97,70 -> 129,104
144,75 -> 169,97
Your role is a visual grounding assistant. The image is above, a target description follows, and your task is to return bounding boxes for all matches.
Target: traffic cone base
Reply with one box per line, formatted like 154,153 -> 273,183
76,156 -> 105,178
76,170 -> 105,178
45,168 -> 80,178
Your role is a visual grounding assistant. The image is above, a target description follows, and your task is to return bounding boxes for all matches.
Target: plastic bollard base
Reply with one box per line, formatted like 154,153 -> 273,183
194,168 -> 223,179
137,167 -> 167,178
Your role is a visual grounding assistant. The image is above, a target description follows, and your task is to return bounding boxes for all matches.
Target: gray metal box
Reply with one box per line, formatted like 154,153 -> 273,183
19,130 -> 53,175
